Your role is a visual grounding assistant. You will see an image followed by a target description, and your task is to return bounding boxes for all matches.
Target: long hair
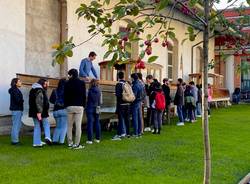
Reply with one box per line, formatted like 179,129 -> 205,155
10,78 -> 19,88
90,79 -> 99,88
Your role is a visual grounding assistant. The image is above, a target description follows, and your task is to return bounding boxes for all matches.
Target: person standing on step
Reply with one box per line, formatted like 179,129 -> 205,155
79,51 -> 98,80
174,78 -> 185,126
29,78 -> 52,147
112,71 -> 134,141
8,78 -> 24,145
64,69 -> 86,149
86,79 -> 101,144
49,78 -> 67,145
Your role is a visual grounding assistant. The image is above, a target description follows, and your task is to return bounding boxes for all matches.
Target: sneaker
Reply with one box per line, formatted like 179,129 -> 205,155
120,134 -> 126,138
144,127 -> 151,132
11,142 -> 21,146
45,138 -> 52,145
191,120 -> 196,123
86,141 -> 93,144
185,118 -> 190,122
94,139 -> 100,143
33,144 -> 43,148
41,141 -> 46,146
73,144 -> 85,150
196,115 -> 202,118
112,135 -> 122,141
68,143 -> 73,147
131,134 -> 139,138
177,122 -> 185,126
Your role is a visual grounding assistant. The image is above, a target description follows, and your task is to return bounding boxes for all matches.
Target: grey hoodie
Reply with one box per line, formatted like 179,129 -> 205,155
32,83 -> 44,113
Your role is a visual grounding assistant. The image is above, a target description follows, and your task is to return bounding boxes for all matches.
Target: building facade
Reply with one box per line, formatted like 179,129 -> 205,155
0,0 -> 215,116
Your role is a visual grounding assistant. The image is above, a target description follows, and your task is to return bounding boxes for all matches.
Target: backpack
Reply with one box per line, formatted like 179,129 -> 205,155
155,92 -> 165,111
122,82 -> 135,103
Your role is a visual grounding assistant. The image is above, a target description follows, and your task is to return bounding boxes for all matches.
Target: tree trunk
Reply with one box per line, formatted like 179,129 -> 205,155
203,1 -> 211,184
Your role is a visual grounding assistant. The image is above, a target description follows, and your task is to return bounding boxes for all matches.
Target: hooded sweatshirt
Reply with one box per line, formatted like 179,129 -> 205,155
86,86 -> 101,112
8,86 -> 24,111
29,83 -> 49,118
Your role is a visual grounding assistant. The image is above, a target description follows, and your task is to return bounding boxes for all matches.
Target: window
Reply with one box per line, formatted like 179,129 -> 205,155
167,45 -> 174,80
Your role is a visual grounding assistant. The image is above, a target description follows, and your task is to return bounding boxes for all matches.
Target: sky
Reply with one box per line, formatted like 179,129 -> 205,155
214,0 -> 248,10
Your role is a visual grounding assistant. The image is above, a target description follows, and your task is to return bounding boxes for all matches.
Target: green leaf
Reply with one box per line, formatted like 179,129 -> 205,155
168,31 -> 175,40
148,56 -> 158,63
247,0 -> 250,5
156,0 -> 170,11
123,18 -> 137,28
103,51 -> 113,59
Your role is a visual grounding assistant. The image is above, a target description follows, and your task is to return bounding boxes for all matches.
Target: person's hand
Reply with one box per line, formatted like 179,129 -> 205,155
37,113 -> 42,121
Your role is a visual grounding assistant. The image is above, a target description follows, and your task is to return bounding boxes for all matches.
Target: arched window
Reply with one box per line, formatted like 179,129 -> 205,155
167,39 -> 178,81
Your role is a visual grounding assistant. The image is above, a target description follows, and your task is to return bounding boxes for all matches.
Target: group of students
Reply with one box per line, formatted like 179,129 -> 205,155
8,65 -> 211,149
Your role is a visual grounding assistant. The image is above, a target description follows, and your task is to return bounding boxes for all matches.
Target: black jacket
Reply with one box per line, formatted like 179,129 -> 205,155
174,84 -> 184,106
64,78 -> 86,107
49,89 -> 65,111
8,87 -> 24,111
162,84 -> 171,106
115,80 -> 129,106
29,83 -> 49,118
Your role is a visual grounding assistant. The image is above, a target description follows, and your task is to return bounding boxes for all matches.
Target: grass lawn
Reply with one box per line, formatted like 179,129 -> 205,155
0,105 -> 250,184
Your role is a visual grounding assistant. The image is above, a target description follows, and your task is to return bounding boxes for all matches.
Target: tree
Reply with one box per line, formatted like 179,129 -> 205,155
52,0 -> 250,183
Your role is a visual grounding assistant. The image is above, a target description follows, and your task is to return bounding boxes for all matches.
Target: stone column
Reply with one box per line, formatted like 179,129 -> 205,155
225,55 -> 234,95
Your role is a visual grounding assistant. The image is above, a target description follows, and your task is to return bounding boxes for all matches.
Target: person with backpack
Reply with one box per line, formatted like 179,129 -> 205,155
29,78 -> 52,147
64,69 -> 86,149
49,78 -> 67,145
162,78 -> 171,124
151,82 -> 165,134
86,79 -> 101,144
174,78 -> 185,126
112,71 -> 134,141
8,78 -> 24,145
131,73 -> 144,137
184,85 -> 196,123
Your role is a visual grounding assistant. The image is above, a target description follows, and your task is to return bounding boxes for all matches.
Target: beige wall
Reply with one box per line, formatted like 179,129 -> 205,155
67,0 -> 215,82
25,0 -> 60,77
0,0 -> 26,115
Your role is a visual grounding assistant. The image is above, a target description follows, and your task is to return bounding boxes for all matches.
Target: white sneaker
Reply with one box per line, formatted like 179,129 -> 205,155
94,139 -> 100,143
120,133 -> 126,138
41,141 -> 46,146
86,141 -> 93,144
191,120 -> 196,123
33,144 -> 43,147
177,122 -> 185,126
185,118 -> 190,122
144,127 -> 151,132
68,143 -> 73,147
112,135 -> 121,141
73,144 -> 85,150
196,115 -> 202,118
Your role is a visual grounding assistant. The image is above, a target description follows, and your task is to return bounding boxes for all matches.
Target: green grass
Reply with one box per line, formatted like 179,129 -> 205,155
0,105 -> 250,184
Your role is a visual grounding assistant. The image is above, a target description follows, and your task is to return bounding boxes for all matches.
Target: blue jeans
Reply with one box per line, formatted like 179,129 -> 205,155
196,102 -> 201,116
182,105 -> 187,120
177,105 -> 184,122
117,104 -> 130,136
86,110 -> 101,141
131,102 -> 142,136
11,111 -> 23,143
53,109 -> 67,143
33,118 -> 51,145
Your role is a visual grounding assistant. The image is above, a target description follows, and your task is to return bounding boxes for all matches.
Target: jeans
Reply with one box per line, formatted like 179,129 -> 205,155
67,106 -> 84,145
33,118 -> 51,145
146,108 -> 152,127
117,104 -> 130,136
177,105 -> 184,123
131,102 -> 142,136
11,111 -> 23,143
186,104 -> 194,121
152,109 -> 163,129
86,109 -> 101,141
53,109 -> 67,144
196,102 -> 201,116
